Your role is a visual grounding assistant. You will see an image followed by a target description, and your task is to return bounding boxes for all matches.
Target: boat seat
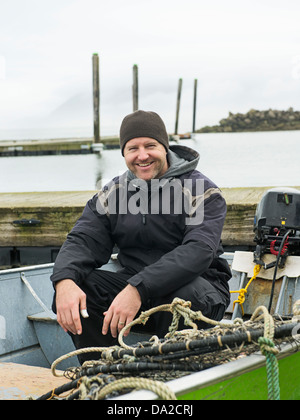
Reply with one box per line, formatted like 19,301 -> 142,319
28,310 -> 154,347
28,311 -> 57,323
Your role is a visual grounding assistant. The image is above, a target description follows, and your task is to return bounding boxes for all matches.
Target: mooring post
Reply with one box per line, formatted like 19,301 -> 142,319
132,64 -> 139,111
175,78 -> 182,135
193,78 -> 198,133
92,53 -> 100,143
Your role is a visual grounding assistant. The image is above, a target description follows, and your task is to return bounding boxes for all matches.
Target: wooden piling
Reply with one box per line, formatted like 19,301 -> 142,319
92,53 -> 100,143
175,78 -> 182,135
193,79 -> 198,133
132,64 -> 139,111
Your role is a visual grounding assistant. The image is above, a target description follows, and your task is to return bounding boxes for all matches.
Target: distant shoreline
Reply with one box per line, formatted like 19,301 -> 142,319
196,108 -> 300,133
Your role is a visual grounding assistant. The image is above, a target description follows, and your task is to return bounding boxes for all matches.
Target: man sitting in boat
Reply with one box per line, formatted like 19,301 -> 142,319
51,110 -> 231,363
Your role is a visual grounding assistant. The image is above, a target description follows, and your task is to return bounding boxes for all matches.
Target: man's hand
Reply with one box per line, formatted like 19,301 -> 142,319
102,284 -> 141,338
55,279 -> 87,335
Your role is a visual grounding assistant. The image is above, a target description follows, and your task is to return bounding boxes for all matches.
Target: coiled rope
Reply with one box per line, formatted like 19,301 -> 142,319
230,264 -> 261,316
118,297 -> 239,350
51,298 -> 238,377
48,298 -> 290,401
79,376 -> 177,400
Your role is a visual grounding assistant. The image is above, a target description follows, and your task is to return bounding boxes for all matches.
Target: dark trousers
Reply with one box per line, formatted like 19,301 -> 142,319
53,269 -> 226,364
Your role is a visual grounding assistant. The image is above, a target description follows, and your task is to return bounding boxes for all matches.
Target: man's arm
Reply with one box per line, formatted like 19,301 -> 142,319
51,195 -> 114,335
51,195 -> 114,286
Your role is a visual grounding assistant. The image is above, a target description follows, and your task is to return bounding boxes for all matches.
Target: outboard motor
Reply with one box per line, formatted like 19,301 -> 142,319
253,187 -> 300,312
253,187 -> 300,269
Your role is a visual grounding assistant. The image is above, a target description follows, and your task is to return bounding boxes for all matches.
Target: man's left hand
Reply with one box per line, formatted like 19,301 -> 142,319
102,284 -> 141,338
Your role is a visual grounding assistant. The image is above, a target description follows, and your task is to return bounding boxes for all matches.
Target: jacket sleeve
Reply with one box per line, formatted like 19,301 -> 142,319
50,194 -> 114,286
127,191 -> 227,302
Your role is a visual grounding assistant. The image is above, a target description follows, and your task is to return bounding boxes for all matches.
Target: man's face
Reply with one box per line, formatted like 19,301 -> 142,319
123,137 -> 169,181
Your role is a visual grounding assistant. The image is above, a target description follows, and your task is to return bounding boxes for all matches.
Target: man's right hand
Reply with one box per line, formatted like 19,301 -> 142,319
55,279 -> 87,335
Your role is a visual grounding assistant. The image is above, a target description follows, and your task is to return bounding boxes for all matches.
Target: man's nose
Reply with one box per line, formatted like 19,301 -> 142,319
137,148 -> 149,160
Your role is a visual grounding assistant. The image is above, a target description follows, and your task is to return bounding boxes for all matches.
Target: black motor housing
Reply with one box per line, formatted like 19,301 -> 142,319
254,187 -> 300,237
253,187 -> 300,265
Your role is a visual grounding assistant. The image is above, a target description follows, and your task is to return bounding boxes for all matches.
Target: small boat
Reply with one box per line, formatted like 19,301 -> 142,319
1,187 -> 300,400
0,251 -> 300,400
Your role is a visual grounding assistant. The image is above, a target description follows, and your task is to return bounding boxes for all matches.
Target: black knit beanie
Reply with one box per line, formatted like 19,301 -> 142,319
120,110 -> 169,155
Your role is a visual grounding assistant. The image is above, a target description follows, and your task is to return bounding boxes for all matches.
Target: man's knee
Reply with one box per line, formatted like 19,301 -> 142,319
151,276 -> 226,335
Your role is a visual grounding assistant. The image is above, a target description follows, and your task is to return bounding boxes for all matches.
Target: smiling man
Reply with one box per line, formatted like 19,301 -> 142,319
123,137 -> 168,181
120,111 -> 170,181
51,110 -> 231,364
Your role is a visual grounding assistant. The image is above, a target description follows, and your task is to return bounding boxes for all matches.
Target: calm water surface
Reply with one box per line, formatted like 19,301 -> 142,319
0,131 -> 299,193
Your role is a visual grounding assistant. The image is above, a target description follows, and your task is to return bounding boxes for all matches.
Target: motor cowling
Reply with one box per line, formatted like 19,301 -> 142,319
253,187 -> 300,267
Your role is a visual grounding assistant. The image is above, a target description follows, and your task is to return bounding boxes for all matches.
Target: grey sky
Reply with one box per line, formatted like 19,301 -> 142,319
0,0 -> 300,135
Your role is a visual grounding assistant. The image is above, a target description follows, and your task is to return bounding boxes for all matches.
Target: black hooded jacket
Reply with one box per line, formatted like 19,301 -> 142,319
51,145 -> 231,307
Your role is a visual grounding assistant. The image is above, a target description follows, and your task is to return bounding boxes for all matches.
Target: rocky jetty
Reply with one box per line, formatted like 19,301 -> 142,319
197,108 -> 300,133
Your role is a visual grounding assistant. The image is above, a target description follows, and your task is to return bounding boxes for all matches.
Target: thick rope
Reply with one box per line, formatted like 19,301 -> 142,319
50,299 -> 283,401
118,297 -> 238,350
251,306 -> 280,400
230,264 -> 261,316
51,346 -> 119,377
258,337 -> 280,401
51,298 -> 239,376
83,377 -> 177,401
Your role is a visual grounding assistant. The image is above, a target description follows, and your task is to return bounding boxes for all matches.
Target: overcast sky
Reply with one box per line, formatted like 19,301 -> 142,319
1,0 -> 300,137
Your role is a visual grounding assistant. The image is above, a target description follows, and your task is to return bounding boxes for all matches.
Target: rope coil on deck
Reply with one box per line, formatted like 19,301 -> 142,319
79,376 -> 177,401
51,298 -> 240,378
118,297 -> 239,350
45,298 -> 288,401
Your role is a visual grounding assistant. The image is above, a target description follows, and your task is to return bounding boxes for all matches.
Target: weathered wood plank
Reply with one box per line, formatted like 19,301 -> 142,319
0,187 -> 298,247
0,191 -> 95,247
221,187 -> 272,246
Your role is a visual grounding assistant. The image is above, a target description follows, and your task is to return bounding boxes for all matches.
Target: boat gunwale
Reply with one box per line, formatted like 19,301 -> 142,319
0,263 -> 55,278
0,252 -> 234,278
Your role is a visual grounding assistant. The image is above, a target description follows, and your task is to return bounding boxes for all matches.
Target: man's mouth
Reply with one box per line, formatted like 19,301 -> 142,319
136,162 -> 153,167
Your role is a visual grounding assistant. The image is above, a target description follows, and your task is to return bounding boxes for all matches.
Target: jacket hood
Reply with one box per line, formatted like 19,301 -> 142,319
127,144 -> 200,181
164,145 -> 200,178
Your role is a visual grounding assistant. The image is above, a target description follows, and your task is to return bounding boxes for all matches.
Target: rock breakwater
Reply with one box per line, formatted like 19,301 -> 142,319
197,108 -> 300,133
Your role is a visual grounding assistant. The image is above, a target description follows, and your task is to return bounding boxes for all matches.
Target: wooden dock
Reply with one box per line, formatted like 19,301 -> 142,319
0,135 -> 192,156
1,186 -> 295,249
0,136 -> 120,156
